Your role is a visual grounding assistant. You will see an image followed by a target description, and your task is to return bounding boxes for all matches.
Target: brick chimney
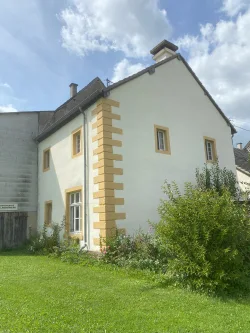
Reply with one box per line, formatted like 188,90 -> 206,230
69,83 -> 78,98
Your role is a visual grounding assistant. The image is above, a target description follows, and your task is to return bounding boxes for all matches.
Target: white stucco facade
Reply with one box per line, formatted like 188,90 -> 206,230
37,106 -> 102,250
236,168 -> 250,194
108,57 -> 236,235
38,114 -> 84,230
37,56 -> 236,250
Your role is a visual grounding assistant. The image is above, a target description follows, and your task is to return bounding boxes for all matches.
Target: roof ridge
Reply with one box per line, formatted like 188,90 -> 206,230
54,77 -> 104,113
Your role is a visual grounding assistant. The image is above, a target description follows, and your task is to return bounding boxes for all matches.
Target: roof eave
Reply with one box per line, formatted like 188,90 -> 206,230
178,55 -> 237,135
36,90 -> 103,142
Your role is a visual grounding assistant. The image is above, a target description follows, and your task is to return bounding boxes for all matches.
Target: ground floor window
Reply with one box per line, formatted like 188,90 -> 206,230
69,191 -> 81,233
44,201 -> 52,226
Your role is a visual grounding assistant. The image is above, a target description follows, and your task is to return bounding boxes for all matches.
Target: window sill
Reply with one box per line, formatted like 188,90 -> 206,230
69,233 -> 83,240
72,152 -> 83,159
206,159 -> 216,164
155,149 -> 171,155
43,167 -> 50,172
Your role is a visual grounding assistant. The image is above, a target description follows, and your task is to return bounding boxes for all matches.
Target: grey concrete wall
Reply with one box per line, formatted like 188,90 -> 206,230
0,113 -> 39,213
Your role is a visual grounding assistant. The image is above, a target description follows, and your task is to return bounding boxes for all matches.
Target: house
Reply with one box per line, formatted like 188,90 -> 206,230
234,142 -> 250,193
0,40 -> 237,250
36,40 -> 236,250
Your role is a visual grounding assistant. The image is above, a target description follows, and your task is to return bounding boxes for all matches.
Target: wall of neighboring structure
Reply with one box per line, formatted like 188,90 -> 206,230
236,168 -> 250,193
107,57 -> 236,235
0,112 -> 39,232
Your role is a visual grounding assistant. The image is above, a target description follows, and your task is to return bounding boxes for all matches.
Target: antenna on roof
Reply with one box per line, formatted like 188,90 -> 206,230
106,78 -> 113,87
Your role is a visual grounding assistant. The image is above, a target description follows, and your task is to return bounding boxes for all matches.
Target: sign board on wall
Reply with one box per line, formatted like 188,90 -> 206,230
0,203 -> 18,211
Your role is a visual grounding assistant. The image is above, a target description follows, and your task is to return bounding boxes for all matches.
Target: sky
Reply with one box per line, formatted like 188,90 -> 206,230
0,0 -> 250,146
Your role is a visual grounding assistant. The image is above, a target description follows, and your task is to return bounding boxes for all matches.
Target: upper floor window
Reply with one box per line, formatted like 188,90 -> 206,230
204,137 -> 217,163
72,127 -> 82,158
154,125 -> 171,155
43,148 -> 50,172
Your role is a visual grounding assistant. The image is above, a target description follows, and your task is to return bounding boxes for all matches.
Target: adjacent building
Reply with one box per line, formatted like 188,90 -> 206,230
234,142 -> 250,194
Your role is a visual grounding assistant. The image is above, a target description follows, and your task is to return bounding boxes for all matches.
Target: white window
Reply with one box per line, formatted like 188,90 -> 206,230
70,192 -> 81,233
72,128 -> 82,157
75,133 -> 81,154
206,140 -> 213,161
157,130 -> 166,151
154,125 -> 171,155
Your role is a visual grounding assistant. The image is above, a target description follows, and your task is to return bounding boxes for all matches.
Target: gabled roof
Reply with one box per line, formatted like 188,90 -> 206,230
234,148 -> 250,174
36,77 -> 105,142
244,141 -> 250,152
36,53 -> 236,142
105,54 -> 236,135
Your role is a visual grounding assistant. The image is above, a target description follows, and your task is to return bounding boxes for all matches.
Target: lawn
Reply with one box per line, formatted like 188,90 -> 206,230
1,253 -> 250,333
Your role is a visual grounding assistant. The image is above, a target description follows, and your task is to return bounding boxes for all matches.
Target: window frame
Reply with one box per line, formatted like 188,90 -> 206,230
69,192 -> 81,233
154,125 -> 171,155
65,186 -> 83,239
43,148 -> 50,172
44,201 -> 52,226
204,136 -> 217,163
72,127 -> 83,158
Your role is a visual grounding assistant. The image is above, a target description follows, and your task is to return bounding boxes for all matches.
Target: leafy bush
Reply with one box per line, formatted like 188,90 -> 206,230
101,229 -> 168,273
28,222 -> 64,254
156,181 -> 250,293
50,241 -> 99,266
195,161 -> 240,199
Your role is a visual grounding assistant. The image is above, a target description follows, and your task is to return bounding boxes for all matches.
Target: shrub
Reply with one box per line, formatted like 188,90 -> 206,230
156,181 -> 250,293
195,161 -> 241,199
28,222 -> 64,254
50,242 -> 99,266
101,229 -> 168,273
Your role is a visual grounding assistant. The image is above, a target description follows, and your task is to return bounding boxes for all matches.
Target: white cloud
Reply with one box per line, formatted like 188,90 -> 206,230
111,59 -> 146,82
0,83 -> 11,89
59,0 -> 171,58
221,0 -> 249,16
177,5 -> 250,129
0,104 -> 17,113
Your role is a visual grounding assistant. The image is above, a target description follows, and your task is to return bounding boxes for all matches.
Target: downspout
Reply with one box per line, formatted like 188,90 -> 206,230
80,107 -> 88,249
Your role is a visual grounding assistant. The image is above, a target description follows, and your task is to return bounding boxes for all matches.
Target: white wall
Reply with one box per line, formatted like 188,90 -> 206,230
109,58 -> 236,235
38,114 -> 84,230
236,168 -> 250,194
38,106 -> 99,250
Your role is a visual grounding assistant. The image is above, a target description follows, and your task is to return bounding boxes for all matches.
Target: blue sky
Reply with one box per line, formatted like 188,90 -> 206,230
0,0 -> 249,145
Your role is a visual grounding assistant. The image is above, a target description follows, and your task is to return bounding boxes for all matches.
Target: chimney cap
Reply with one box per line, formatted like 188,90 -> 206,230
69,83 -> 78,87
150,40 -> 178,56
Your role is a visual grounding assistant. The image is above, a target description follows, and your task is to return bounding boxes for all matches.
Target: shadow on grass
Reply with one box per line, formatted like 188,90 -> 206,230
0,248 -> 31,256
138,275 -> 250,305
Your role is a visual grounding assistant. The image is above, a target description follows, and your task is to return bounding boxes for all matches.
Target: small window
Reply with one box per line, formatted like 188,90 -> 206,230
204,137 -> 217,162
69,191 -> 81,233
44,201 -> 52,226
154,125 -> 171,154
72,128 -> 82,157
43,148 -> 50,172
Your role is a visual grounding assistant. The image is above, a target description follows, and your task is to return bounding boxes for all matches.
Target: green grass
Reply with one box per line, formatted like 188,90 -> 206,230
1,253 -> 250,333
